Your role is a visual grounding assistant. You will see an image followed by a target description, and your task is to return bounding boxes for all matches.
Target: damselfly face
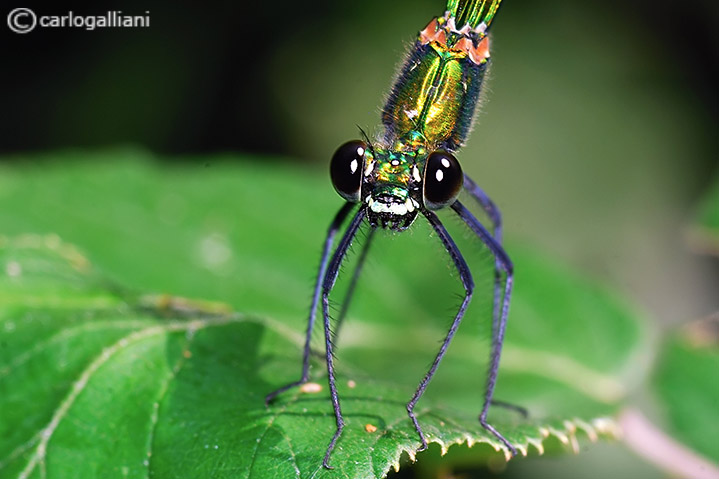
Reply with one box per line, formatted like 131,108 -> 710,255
330,140 -> 464,230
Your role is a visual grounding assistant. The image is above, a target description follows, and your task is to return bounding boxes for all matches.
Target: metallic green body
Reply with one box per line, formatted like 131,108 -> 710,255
381,39 -> 486,153
383,46 -> 470,149
362,0 -> 502,229
447,0 -> 502,30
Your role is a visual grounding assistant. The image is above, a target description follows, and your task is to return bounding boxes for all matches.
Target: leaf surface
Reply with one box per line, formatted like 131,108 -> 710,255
652,319 -> 719,463
0,152 -> 649,478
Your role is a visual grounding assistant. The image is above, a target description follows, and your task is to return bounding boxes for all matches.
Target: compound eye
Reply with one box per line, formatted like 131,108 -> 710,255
330,140 -> 366,202
422,151 -> 463,210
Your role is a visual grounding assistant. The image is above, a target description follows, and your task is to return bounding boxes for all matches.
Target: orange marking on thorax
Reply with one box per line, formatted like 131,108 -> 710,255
421,18 -> 490,66
419,18 -> 447,46
455,36 -> 490,65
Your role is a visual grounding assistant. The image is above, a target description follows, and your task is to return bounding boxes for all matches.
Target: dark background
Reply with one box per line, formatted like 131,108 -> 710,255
1,0 -> 717,160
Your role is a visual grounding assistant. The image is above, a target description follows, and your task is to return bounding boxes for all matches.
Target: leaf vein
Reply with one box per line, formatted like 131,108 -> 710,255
0,319 -> 153,380
145,328 -> 197,479
246,392 -> 296,479
0,434 -> 40,471
275,428 -> 301,479
15,318 -> 229,479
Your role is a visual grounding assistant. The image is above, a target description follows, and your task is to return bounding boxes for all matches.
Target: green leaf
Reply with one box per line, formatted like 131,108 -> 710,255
0,151 -> 648,478
686,176 -> 719,256
653,318 -> 719,462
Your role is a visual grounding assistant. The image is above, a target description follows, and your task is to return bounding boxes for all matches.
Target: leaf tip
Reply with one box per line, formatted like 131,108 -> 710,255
406,448 -> 416,462
440,442 -> 450,456
526,437 -> 545,455
574,418 -> 599,442
548,427 -> 570,445
515,443 -> 529,457
591,417 -> 622,440
502,447 -> 513,462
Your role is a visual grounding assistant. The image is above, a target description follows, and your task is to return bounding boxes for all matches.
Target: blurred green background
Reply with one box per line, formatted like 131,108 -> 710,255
3,0 -> 717,325
2,0 -> 717,477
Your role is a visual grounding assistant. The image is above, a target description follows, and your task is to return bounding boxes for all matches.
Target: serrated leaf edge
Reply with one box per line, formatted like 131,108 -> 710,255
385,416 -> 620,476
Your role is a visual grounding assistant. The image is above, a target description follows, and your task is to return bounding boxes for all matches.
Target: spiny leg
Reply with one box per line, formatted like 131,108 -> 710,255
463,174 -> 502,241
333,226 -> 377,340
451,200 -> 517,456
265,202 -> 355,405
320,207 -> 367,469
407,210 -> 475,452
463,174 -> 503,340
464,175 -> 526,418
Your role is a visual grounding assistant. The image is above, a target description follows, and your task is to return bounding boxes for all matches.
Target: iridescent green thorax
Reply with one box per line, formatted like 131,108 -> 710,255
381,8 -> 494,154
363,0 -> 502,230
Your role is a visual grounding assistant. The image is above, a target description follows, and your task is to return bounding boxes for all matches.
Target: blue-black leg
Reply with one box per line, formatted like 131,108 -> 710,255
321,207 -> 367,469
451,200 -> 517,456
334,226 -> 376,339
463,174 -> 502,241
407,210 -> 475,451
464,176 -> 526,418
464,174 -> 503,351
264,202 -> 356,405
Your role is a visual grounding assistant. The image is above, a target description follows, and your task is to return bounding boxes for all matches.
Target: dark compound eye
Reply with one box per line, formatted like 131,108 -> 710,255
330,140 -> 366,202
422,151 -> 463,210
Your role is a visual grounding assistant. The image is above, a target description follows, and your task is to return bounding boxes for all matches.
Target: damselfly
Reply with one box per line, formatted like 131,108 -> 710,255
266,0 -> 519,468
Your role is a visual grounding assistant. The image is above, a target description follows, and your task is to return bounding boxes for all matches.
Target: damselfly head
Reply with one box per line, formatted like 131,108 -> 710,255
330,140 -> 464,230
364,147 -> 422,231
